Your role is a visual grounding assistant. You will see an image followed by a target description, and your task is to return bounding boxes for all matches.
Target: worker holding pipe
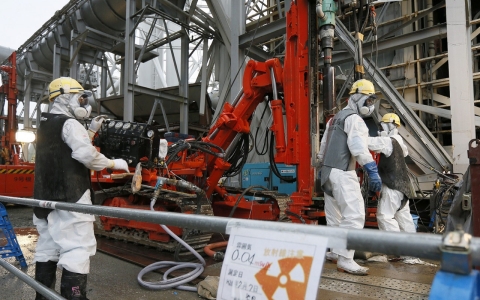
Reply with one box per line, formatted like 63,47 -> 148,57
318,79 -> 381,275
32,77 -> 129,300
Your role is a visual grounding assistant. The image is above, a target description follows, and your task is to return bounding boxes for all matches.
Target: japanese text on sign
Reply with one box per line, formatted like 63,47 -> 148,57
218,226 -> 328,300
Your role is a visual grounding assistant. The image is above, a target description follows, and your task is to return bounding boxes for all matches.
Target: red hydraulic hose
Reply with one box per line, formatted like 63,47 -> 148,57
204,241 -> 228,259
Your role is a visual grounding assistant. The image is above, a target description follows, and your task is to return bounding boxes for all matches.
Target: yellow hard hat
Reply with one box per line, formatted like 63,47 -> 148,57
48,77 -> 84,101
349,79 -> 375,95
381,113 -> 401,127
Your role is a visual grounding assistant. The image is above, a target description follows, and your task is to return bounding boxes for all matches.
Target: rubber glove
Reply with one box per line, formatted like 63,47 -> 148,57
363,161 -> 382,192
88,115 -> 105,140
108,159 -> 130,173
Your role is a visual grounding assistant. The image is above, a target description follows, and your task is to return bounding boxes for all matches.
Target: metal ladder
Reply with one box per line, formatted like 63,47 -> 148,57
0,202 -> 27,269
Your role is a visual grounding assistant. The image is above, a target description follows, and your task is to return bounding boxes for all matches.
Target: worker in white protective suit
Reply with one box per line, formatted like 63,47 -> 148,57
318,79 -> 382,276
368,113 -> 417,233
33,77 -> 129,300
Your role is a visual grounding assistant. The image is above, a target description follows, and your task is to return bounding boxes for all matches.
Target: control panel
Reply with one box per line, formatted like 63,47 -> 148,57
95,120 -> 159,166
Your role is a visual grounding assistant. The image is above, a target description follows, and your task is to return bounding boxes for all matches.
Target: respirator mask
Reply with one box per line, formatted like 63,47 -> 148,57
71,91 -> 92,119
378,122 -> 397,137
357,95 -> 377,118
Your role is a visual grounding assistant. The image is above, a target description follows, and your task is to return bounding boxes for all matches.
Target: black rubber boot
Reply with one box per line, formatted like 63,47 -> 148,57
60,269 -> 89,300
34,261 -> 57,300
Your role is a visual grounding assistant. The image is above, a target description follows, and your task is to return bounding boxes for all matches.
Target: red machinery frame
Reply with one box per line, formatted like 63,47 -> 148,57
0,52 -> 34,197
92,1 -> 322,241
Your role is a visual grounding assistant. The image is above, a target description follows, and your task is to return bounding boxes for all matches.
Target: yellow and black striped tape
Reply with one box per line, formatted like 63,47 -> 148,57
0,169 -> 35,174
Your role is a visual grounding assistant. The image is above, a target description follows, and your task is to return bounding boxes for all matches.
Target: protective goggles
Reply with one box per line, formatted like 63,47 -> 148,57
363,94 -> 377,107
78,93 -> 91,107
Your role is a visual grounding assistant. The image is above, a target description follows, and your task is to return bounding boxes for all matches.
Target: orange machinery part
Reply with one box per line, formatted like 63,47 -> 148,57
204,241 -> 228,258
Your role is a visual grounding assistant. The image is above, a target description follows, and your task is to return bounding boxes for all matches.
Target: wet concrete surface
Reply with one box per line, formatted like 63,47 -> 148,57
1,204 -> 441,299
1,204 -> 207,300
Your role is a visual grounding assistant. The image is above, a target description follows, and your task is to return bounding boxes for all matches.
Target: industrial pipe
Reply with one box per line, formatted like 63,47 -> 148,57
318,0 -> 337,124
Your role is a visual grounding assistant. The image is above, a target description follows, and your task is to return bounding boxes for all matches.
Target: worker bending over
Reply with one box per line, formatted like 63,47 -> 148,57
368,113 -> 416,233
33,77 -> 128,300
318,79 -> 382,275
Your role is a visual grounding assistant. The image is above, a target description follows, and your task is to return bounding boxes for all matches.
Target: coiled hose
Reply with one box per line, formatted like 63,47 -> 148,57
137,180 -> 206,291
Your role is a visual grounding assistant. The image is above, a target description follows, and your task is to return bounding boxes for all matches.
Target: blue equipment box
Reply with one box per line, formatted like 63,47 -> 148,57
241,163 -> 297,199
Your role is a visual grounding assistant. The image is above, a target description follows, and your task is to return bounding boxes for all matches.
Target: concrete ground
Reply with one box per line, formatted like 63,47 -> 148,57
1,204 -> 202,300
1,204 -> 440,300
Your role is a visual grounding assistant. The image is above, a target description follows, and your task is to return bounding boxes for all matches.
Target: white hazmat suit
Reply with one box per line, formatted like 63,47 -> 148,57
368,127 -> 416,233
318,92 -> 380,275
33,87 -> 128,300
33,94 -> 128,273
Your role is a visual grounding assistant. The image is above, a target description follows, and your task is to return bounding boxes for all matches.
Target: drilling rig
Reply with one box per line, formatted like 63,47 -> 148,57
0,52 -> 34,197
90,0 -> 382,249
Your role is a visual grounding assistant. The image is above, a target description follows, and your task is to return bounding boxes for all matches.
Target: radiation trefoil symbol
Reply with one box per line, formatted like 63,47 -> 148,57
255,256 -> 313,300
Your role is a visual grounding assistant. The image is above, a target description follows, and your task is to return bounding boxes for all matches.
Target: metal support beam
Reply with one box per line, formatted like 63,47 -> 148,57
446,0 -> 475,174
52,44 -> 61,79
88,83 -> 186,106
156,0 -> 217,37
69,31 -> 79,79
179,29 -> 189,134
163,19 -> 181,84
205,0 -> 231,53
148,98 -> 170,130
406,102 -> 480,126
199,37 -> 209,116
135,17 -> 157,73
101,55 -> 107,99
230,0 -> 245,103
123,0 -> 136,122
196,40 -> 216,83
239,18 -> 286,49
142,31 -> 184,54
332,23 -> 448,65
377,1 -> 446,41
22,78 -> 32,161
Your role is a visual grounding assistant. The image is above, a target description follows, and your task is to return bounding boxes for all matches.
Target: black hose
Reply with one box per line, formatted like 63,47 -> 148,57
224,133 -> 249,177
190,141 -> 225,155
228,185 -> 269,218
285,210 -> 306,224
254,102 -> 270,156
165,141 -> 191,165
190,144 -> 223,157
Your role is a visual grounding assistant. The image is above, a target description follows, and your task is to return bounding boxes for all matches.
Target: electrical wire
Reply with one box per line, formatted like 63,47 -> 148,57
410,196 -> 430,230
430,181 -> 456,233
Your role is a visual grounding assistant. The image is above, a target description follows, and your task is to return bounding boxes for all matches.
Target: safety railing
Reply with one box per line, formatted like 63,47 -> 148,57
1,194 -> 479,300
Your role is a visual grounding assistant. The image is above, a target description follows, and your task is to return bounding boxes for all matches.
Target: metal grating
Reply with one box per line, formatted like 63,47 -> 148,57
321,268 -> 431,295
319,278 -> 429,300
